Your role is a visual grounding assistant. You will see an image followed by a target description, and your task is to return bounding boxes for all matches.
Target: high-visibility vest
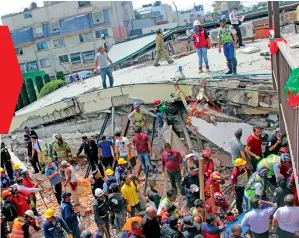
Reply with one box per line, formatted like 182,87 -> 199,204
244,172 -> 264,200
219,25 -> 234,45
11,218 -> 25,238
133,111 -> 145,128
257,154 -> 280,177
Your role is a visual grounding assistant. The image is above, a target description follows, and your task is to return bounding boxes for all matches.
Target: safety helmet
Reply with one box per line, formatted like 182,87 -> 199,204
280,153 -> 291,163
24,210 -> 36,219
95,188 -> 105,197
13,164 -> 21,170
193,20 -> 201,27
217,16 -> 227,24
105,168 -> 114,176
1,190 -> 12,198
109,183 -> 119,193
153,100 -> 161,107
133,102 -> 140,108
44,208 -> 55,218
61,192 -> 71,199
234,158 -> 246,167
0,168 -> 4,173
214,192 -> 225,205
202,150 -> 211,158
118,158 -> 127,165
279,147 -> 289,153
257,166 -> 268,177
52,134 -> 59,141
186,153 -> 195,159
210,171 -> 221,181
21,170 -> 29,177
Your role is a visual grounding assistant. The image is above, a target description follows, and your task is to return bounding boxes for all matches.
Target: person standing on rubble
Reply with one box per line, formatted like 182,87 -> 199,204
24,134 -> 40,174
148,181 -> 161,210
153,29 -> 174,67
1,190 -> 18,226
31,135 -> 48,174
217,16 -> 238,75
161,143 -> 183,195
103,168 -> 118,194
94,46 -> 114,89
52,134 -> 73,163
128,102 -> 156,135
1,142 -> 14,180
115,158 -> 129,184
231,128 -> 247,166
202,150 -> 215,180
246,127 -> 263,172
153,100 -> 177,130
114,131 -> 132,170
91,170 -> 104,198
61,160 -> 79,205
97,135 -> 115,169
192,20 -> 211,73
264,128 -> 283,157
45,160 -> 62,204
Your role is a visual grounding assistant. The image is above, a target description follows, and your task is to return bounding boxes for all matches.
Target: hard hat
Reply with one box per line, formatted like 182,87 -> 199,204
280,153 -> 291,163
210,171 -> 221,180
257,166 -> 268,177
133,102 -> 140,108
214,192 -> 225,203
24,210 -> 36,219
21,170 -> 29,177
61,160 -> 69,167
1,190 -> 12,198
52,134 -> 59,140
234,158 -> 246,167
190,184 -> 199,193
13,164 -> 21,170
95,188 -> 105,197
153,100 -> 161,107
105,168 -> 114,176
118,158 -> 127,165
218,16 -> 227,24
0,168 -> 4,173
279,147 -> 289,153
61,192 -> 71,199
186,153 -> 195,159
193,20 -> 201,27
202,150 -> 211,158
44,208 -> 55,218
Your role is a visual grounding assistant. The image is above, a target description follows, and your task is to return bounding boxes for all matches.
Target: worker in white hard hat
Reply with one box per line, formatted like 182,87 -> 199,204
182,153 -> 199,176
192,19 -> 211,73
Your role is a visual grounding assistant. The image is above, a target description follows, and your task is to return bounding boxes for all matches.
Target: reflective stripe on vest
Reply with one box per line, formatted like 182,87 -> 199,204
133,112 -> 145,127
11,218 -> 25,238
245,173 -> 264,199
219,25 -> 233,44
257,154 -> 280,177
236,170 -> 248,187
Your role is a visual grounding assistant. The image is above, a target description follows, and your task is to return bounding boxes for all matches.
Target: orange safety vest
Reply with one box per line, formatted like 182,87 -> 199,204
161,211 -> 170,224
11,218 -> 25,238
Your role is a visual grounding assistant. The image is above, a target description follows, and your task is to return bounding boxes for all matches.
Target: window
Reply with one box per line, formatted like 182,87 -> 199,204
20,63 -> 26,73
34,26 -> 43,37
79,33 -> 92,43
27,61 -> 38,71
78,1 -> 90,7
23,12 -> 32,19
36,42 -> 48,51
82,50 -> 95,63
40,59 -> 50,68
16,48 -> 24,55
53,38 -> 65,48
59,55 -> 69,63
70,53 -> 81,64
95,29 -> 108,38
51,22 -> 60,32
92,11 -> 104,23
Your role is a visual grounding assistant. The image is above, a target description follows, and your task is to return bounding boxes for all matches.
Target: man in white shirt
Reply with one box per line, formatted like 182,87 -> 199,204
31,135 -> 48,174
114,131 -> 132,170
272,194 -> 299,237
229,6 -> 245,47
241,198 -> 277,238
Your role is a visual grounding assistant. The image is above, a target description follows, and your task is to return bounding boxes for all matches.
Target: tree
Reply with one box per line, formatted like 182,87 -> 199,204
134,10 -> 141,19
35,75 -> 44,93
43,74 -> 51,84
39,80 -> 66,98
212,1 -> 243,12
56,71 -> 65,80
20,82 -> 30,107
25,78 -> 37,103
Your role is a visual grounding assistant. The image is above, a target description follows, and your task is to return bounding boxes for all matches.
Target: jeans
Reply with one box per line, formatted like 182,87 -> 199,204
232,24 -> 243,46
52,182 -> 62,205
137,153 -> 154,174
223,42 -> 236,72
114,212 -> 125,231
70,224 -> 81,238
130,202 -> 143,217
196,48 -> 209,69
156,112 -> 164,127
167,170 -> 183,195
121,155 -> 132,172
100,66 -> 114,89
235,186 -> 245,214
278,227 -> 294,238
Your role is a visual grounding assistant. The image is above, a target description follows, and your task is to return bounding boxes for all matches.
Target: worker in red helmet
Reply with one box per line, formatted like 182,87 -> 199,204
279,153 -> 292,180
153,100 -> 177,129
205,192 -> 228,214
202,150 -> 214,180
204,171 -> 225,199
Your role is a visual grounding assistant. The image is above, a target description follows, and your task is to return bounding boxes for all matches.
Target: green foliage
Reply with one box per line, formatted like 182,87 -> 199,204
20,82 -> 30,106
17,95 -> 24,110
35,75 -> 44,93
25,78 -> 37,103
134,9 -> 141,19
56,71 -> 65,80
212,1 -> 243,12
39,80 -> 66,98
43,74 -> 51,84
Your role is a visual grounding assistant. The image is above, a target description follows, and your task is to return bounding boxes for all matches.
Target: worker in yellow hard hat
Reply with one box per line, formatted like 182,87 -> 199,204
230,158 -> 249,214
13,164 -> 22,181
43,208 -> 73,238
115,158 -> 128,184
103,168 -> 117,194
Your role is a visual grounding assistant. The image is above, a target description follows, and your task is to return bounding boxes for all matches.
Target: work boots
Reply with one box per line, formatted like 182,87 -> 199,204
225,61 -> 232,74
168,59 -> 174,64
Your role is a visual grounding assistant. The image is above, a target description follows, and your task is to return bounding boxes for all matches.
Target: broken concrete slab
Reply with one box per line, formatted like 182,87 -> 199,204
239,46 -> 261,54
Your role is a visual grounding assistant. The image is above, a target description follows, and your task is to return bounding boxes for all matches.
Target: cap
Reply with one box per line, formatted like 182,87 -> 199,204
61,160 -> 69,166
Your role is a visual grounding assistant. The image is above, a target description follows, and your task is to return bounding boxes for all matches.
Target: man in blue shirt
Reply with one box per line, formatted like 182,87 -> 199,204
98,135 -> 115,169
202,214 -> 225,238
0,168 -> 11,189
45,160 -> 62,204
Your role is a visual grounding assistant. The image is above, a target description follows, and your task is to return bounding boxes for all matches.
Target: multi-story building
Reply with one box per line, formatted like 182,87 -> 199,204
1,1 -> 134,78
136,2 -> 173,23
177,4 -> 204,25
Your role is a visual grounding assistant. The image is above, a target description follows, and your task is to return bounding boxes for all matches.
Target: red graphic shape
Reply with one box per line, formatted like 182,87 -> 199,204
0,26 -> 23,134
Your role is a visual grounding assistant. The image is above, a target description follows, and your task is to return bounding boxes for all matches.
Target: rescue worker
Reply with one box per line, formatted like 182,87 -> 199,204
244,167 -> 270,210
108,183 -> 126,231
91,170 -> 104,198
182,215 -> 199,238
52,134 -> 72,163
60,192 -> 81,238
128,102 -> 156,134
115,158 -> 128,184
1,190 -> 18,226
204,171 -> 225,198
1,168 -> 11,189
148,180 -> 161,210
48,134 -> 58,162
93,188 -> 111,238
229,6 -> 245,47
1,142 -> 14,180
217,16 -> 238,74
61,160 -> 79,205
273,177 -> 291,208
9,185 -> 31,216
230,158 -> 249,214
97,135 -> 115,169
160,204 -> 176,225
31,135 -> 48,174
183,153 -> 199,176
13,163 -> 23,181
205,192 -> 228,214
181,165 -> 200,209
43,208 -> 73,238
192,19 -> 211,73
45,160 -> 62,204
202,150 -> 214,180
153,100 -> 177,128
153,29 -> 174,67
160,216 -> 184,238
11,210 -> 41,238
157,189 -> 178,217
103,168 -> 118,194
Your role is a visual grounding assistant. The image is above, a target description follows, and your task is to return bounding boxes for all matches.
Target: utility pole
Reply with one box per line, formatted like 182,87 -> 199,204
172,1 -> 179,26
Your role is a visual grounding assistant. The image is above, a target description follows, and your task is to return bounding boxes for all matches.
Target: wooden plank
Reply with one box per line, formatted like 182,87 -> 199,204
210,185 -> 216,214
199,158 -> 205,201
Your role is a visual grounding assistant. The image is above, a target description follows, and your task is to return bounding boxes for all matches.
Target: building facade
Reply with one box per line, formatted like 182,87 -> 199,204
177,4 -> 204,25
1,1 -> 134,78
136,3 -> 173,23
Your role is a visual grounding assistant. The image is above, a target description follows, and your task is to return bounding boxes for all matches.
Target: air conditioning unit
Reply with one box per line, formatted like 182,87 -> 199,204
239,21 -> 255,39
208,28 -> 219,45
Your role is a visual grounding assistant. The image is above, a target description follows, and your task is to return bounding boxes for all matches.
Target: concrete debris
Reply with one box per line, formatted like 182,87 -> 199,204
290,42 -> 299,49
239,46 -> 261,54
